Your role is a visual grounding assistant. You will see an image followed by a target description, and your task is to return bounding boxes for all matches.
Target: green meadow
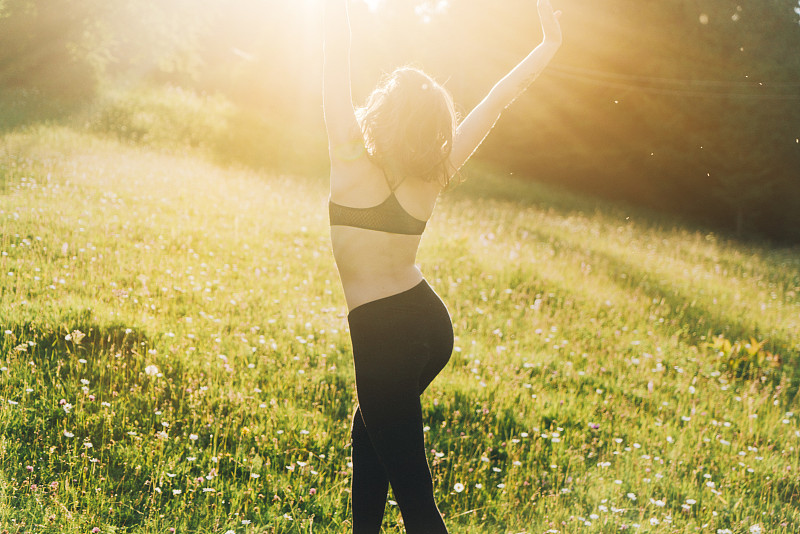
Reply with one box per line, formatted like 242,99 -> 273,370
1,124 -> 799,534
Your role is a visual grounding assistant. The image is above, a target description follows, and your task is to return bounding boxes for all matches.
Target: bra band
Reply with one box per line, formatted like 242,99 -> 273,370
329,193 -> 427,235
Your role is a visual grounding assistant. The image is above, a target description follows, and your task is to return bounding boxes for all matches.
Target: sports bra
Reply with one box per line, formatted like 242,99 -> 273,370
328,173 -> 428,235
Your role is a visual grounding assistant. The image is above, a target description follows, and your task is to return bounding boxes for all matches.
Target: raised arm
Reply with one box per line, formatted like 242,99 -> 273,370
323,0 -> 362,165
449,0 -> 563,172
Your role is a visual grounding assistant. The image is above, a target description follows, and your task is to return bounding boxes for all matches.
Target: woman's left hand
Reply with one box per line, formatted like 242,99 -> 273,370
538,0 -> 563,47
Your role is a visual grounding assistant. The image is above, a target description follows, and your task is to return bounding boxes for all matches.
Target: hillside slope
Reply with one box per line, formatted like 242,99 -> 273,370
1,127 -> 799,533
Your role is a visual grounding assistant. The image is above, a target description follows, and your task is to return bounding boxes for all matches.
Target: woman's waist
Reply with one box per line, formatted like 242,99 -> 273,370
338,266 -> 424,312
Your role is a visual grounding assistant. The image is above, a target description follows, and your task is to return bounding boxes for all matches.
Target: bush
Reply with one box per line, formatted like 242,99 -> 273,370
88,86 -> 232,150
87,85 -> 328,175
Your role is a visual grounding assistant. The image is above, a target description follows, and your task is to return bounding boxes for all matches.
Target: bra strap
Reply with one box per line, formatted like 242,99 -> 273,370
383,168 -> 407,192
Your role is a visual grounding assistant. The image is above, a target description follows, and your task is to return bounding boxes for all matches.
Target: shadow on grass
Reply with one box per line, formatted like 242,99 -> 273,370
448,163 -> 708,235
517,222 -> 799,404
3,311 -> 149,382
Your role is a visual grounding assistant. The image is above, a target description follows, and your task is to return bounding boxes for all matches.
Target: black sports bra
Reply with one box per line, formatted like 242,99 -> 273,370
329,173 -> 428,235
329,192 -> 427,235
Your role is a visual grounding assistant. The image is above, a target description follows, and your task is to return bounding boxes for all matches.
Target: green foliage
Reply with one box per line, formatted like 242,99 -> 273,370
3,0 -> 800,240
706,334 -> 783,381
86,85 -> 328,174
0,0 -> 205,102
0,0 -> 109,99
88,86 -> 233,150
1,126 -> 799,532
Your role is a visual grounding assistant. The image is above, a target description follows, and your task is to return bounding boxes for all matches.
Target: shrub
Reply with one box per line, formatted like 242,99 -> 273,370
87,85 -> 328,175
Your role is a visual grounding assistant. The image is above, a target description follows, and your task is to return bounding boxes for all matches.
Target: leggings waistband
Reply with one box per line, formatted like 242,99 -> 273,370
347,280 -> 433,321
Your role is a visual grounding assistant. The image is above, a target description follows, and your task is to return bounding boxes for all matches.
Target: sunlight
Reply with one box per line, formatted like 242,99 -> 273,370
414,0 -> 450,23
362,0 -> 382,13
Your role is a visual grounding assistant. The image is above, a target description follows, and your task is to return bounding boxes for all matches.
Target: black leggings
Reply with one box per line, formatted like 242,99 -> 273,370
348,280 -> 453,534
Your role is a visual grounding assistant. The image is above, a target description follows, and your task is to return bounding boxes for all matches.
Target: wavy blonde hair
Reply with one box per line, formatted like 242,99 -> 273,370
357,67 -> 457,188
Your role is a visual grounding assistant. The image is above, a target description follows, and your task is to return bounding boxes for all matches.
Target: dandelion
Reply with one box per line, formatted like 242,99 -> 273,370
71,330 -> 85,343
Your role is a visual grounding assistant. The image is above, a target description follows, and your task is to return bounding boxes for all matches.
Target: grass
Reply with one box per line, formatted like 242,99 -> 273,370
1,124 -> 799,533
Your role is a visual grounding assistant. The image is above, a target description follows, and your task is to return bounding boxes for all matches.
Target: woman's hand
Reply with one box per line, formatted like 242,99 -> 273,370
538,0 -> 563,47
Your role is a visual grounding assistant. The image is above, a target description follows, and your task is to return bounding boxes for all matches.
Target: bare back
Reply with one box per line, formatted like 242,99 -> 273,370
329,156 -> 441,311
323,0 -> 561,310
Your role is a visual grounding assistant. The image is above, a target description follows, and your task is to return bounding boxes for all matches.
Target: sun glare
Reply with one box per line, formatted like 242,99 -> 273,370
414,0 -> 450,23
362,0 -> 382,13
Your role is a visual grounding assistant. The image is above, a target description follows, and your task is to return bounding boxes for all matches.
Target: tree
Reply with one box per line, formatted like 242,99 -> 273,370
0,0 -> 206,100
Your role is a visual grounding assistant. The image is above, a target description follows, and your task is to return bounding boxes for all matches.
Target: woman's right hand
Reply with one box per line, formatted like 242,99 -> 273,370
538,0 -> 563,47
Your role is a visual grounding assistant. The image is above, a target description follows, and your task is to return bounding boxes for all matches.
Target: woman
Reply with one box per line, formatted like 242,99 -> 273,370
323,1 -> 562,532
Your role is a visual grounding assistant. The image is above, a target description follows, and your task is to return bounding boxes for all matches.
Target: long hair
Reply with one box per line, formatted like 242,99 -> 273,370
357,67 -> 457,188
